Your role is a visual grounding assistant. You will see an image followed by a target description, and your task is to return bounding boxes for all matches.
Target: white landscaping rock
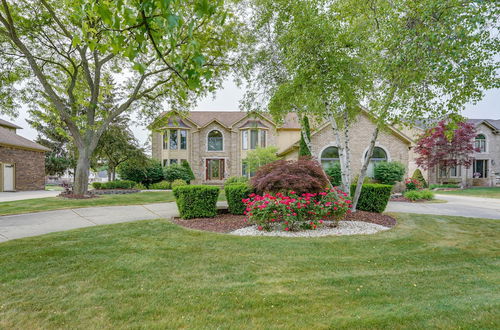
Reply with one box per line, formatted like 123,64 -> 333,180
230,221 -> 390,237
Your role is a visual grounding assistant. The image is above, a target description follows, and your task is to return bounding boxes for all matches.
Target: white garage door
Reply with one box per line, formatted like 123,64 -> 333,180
3,163 -> 15,191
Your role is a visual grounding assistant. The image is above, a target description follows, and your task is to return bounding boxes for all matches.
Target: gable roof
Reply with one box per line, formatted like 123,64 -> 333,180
0,118 -> 22,129
467,119 -> 500,131
0,126 -> 50,152
154,111 -> 301,130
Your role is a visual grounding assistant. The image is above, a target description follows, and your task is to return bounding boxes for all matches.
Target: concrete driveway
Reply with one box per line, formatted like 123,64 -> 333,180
0,190 -> 60,202
386,194 -> 500,219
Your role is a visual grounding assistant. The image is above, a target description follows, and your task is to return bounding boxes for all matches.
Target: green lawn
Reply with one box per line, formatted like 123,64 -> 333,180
0,191 -> 176,216
436,187 -> 500,199
0,214 -> 498,328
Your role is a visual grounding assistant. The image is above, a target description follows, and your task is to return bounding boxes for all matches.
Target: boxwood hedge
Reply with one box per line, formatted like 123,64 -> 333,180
225,183 -> 252,215
173,185 -> 220,219
350,183 -> 392,213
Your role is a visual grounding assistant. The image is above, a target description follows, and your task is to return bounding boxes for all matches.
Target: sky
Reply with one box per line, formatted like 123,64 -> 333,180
5,78 -> 500,145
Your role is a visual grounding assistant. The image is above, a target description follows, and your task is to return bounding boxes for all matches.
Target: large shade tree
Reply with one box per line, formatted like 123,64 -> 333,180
0,0 -> 239,195
240,0 -> 499,210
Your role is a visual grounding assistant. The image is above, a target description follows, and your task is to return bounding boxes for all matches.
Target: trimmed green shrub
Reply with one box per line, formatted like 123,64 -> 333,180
374,161 -> 406,185
350,184 -> 392,213
102,180 -> 136,189
299,116 -> 312,157
429,183 -> 459,189
92,182 -> 102,189
224,176 -> 249,187
325,163 -> 342,186
173,185 -> 220,219
134,182 -> 146,190
171,179 -> 187,188
404,189 -> 435,201
149,181 -> 171,190
412,169 -> 428,188
181,160 -> 196,183
163,164 -> 192,183
225,183 -> 252,215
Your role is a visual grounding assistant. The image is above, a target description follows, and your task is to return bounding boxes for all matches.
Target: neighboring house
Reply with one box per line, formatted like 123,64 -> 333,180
0,118 -> 50,191
150,111 -> 301,184
427,119 -> 500,187
150,111 -> 413,184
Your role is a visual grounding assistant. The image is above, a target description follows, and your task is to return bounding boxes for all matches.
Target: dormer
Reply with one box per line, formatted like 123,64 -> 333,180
0,118 -> 22,134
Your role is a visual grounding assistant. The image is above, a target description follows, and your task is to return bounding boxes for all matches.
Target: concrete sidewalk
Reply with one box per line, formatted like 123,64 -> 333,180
386,194 -> 500,219
0,202 -> 180,242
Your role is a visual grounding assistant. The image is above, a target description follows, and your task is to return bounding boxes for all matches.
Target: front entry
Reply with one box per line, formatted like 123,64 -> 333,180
206,159 -> 225,180
2,163 -> 15,191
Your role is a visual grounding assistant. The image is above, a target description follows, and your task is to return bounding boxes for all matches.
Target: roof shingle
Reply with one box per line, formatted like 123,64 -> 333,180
0,126 -> 50,152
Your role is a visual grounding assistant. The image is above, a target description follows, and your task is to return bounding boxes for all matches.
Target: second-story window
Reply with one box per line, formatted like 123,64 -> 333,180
163,129 -> 187,150
475,134 -> 486,153
208,130 -> 223,151
242,129 -> 267,150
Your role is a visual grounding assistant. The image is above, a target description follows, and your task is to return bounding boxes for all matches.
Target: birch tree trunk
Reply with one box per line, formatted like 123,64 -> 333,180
328,112 -> 349,193
351,125 -> 380,212
342,109 -> 352,189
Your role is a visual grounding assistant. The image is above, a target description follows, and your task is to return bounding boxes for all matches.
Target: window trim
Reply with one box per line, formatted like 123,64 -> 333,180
241,128 -> 268,150
319,145 -> 340,169
163,129 -> 188,150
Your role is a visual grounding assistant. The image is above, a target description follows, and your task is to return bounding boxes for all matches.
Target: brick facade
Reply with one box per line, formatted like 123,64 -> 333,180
0,146 -> 46,191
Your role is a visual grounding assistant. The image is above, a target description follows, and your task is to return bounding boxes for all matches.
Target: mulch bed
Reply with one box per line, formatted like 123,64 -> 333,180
172,210 -> 397,233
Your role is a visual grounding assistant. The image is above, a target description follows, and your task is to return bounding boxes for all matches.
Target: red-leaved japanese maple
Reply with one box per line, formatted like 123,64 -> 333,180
414,120 -> 478,182
250,159 -> 330,195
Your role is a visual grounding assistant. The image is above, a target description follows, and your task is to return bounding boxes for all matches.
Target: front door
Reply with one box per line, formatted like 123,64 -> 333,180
206,159 -> 224,180
3,163 -> 15,191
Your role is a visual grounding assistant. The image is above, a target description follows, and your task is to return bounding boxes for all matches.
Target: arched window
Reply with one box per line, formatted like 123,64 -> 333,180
207,130 -> 223,151
321,146 -> 340,168
475,134 -> 486,153
366,147 -> 387,177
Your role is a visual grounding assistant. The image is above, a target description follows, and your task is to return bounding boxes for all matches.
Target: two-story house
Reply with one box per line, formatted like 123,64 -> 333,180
150,110 -> 415,185
428,119 -> 500,187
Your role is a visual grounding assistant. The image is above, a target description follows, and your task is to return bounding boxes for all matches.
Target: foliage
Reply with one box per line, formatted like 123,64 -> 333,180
243,146 -> 279,174
225,184 -> 252,215
374,162 -> 406,185
350,184 -> 392,213
405,178 -> 422,191
173,185 -> 219,219
243,189 -> 351,231
92,182 -> 102,189
99,180 -> 136,189
412,169 -> 428,188
325,163 -> 342,187
94,116 -> 146,181
180,160 -> 195,183
299,116 -> 312,157
163,164 -> 192,183
134,183 -> 147,190
0,0 -> 240,195
251,159 -> 330,195
414,121 -> 478,176
429,184 -> 460,189
224,176 -> 249,187
404,190 -> 435,201
117,159 -> 163,186
149,181 -> 172,190
171,179 -> 188,189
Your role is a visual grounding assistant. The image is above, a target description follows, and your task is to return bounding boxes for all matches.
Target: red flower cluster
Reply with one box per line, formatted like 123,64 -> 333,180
242,188 -> 351,231
405,178 -> 422,191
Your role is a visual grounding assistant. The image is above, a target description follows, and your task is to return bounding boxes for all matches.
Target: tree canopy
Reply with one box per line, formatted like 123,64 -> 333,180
0,0 -> 240,194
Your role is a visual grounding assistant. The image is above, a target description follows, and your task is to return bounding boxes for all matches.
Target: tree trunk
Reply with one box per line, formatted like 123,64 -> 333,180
73,150 -> 91,196
328,113 -> 349,193
112,168 -> 116,181
342,109 -> 352,189
351,126 -> 380,212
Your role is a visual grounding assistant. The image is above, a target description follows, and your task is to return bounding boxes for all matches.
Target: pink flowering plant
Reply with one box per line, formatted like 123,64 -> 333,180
404,178 -> 422,191
242,188 -> 352,231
